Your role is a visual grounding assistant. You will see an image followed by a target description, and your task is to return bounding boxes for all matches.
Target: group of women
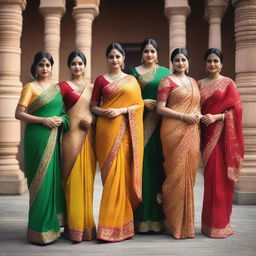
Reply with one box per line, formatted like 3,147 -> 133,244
15,38 -> 244,245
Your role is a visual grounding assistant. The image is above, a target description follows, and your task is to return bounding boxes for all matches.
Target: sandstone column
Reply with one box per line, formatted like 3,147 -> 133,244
73,0 -> 99,83
232,0 -> 256,204
39,0 -> 66,83
204,0 -> 228,50
164,0 -> 190,67
0,0 -> 27,194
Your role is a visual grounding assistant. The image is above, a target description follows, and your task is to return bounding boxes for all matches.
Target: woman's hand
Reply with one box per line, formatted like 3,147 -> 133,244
201,113 -> 223,126
144,99 -> 157,111
183,112 -> 201,124
103,108 -> 122,119
41,116 -> 62,128
79,116 -> 94,130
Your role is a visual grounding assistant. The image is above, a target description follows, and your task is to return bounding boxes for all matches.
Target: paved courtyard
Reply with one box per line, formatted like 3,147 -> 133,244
0,170 -> 256,256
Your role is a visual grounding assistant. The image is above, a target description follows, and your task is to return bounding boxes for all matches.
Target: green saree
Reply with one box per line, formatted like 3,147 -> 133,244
23,84 -> 70,244
129,66 -> 171,232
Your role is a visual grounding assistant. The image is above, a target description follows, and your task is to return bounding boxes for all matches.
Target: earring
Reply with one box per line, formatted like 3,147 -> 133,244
35,72 -> 38,78
121,62 -> 125,70
155,58 -> 159,64
186,67 -> 189,74
141,58 -> 144,64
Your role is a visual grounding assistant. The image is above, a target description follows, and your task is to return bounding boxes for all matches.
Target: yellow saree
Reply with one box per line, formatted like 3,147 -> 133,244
158,77 -> 200,239
61,82 -> 96,242
95,75 -> 144,242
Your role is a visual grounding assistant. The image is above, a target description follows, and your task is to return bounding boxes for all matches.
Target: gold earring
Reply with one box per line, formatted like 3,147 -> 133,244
155,58 -> 159,64
121,62 -> 125,70
141,58 -> 144,64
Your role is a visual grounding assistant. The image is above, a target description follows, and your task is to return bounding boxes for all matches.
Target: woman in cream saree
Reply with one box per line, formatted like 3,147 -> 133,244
60,51 -> 96,242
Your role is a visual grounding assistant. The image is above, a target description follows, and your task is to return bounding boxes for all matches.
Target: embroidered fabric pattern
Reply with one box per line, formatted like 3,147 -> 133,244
29,128 -> 58,207
64,226 -> 96,241
202,121 -> 224,165
135,220 -> 164,233
137,67 -> 157,89
143,111 -> 160,147
28,84 -> 60,113
200,77 -> 231,104
201,223 -> 233,238
27,228 -> 60,244
101,118 -> 127,184
97,220 -> 134,242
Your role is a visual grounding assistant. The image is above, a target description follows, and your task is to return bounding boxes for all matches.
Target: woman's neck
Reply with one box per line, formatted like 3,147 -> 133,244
71,75 -> 83,82
208,72 -> 220,80
174,71 -> 186,77
108,68 -> 122,75
143,62 -> 155,69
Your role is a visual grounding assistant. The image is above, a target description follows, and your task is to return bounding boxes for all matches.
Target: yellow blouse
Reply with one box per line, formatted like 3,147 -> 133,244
18,82 -> 42,107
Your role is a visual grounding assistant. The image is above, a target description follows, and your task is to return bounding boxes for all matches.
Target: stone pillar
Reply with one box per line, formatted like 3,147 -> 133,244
232,0 -> 256,205
0,0 -> 27,194
164,0 -> 190,66
73,0 -> 99,83
39,0 -> 66,83
204,0 -> 228,50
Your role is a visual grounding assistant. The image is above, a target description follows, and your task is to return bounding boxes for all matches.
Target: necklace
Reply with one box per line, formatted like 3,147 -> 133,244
70,79 -> 86,94
107,72 -> 123,81
175,75 -> 190,86
71,79 -> 85,87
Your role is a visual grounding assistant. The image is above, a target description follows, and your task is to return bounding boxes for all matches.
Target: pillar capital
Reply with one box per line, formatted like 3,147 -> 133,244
204,0 -> 228,21
0,0 -> 26,10
39,0 -> 66,17
164,0 -> 190,18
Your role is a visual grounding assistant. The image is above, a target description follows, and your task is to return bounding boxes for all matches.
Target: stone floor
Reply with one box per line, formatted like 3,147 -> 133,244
0,170 -> 256,256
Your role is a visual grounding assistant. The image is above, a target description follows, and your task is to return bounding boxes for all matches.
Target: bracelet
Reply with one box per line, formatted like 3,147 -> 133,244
181,114 -> 185,121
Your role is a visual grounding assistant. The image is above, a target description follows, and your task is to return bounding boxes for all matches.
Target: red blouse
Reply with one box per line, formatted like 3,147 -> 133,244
91,75 -> 112,105
59,81 -> 80,111
157,77 -> 178,102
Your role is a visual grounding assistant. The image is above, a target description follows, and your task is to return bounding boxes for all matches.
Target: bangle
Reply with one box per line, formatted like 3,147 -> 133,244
222,113 -> 225,121
181,114 -> 185,121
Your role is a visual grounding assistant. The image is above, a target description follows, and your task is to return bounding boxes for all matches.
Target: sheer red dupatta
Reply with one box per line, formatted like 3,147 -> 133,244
200,78 -> 244,183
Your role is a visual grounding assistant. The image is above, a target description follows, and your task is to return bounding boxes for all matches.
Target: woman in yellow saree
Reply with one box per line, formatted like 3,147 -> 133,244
157,48 -> 201,239
91,43 -> 144,242
15,52 -> 70,244
60,51 -> 96,242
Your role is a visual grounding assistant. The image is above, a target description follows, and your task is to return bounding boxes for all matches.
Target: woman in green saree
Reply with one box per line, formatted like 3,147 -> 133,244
129,39 -> 171,232
15,52 -> 70,244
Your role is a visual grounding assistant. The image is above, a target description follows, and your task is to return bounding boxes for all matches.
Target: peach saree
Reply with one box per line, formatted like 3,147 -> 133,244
158,77 -> 200,239
94,75 -> 144,242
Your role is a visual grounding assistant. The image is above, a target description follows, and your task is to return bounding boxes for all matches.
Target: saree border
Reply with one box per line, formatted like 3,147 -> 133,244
135,220 -> 164,233
128,106 -> 142,201
64,226 -> 96,242
101,117 -> 127,184
137,65 -> 159,89
202,121 -> 224,165
27,228 -> 60,245
201,223 -> 233,238
28,84 -> 60,113
143,111 -> 160,147
97,220 -> 134,242
29,128 -> 58,207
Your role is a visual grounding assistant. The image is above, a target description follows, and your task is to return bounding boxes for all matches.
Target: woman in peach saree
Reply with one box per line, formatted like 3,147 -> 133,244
60,51 -> 96,242
91,43 -> 144,242
157,48 -> 201,239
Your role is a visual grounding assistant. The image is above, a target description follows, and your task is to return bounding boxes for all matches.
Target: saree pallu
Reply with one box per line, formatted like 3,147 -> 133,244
24,84 -> 70,244
200,77 -> 244,238
95,75 -> 144,242
160,78 -> 200,239
61,83 -> 96,242
129,66 -> 170,232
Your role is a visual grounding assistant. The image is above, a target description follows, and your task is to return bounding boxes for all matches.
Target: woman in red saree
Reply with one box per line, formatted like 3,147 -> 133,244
157,48 -> 201,239
59,51 -> 96,242
91,43 -> 144,242
199,48 -> 244,238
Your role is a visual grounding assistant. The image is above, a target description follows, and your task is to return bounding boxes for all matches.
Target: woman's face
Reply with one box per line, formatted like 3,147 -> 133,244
142,44 -> 157,65
69,56 -> 85,77
205,53 -> 222,75
172,53 -> 189,74
36,57 -> 52,79
107,49 -> 124,70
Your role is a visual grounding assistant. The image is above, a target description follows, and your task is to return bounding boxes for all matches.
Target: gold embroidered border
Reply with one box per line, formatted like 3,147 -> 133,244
201,223 -> 233,238
29,128 -> 58,207
28,84 -> 60,113
97,220 -> 134,242
128,107 -> 142,201
202,121 -> 224,165
135,220 -> 164,233
137,66 -> 158,89
64,226 -> 96,242
143,111 -> 160,147
27,228 -> 60,245
101,118 -> 127,184
200,77 -> 231,104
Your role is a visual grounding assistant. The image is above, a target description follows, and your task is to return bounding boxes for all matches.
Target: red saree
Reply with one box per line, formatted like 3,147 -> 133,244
200,77 -> 244,238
